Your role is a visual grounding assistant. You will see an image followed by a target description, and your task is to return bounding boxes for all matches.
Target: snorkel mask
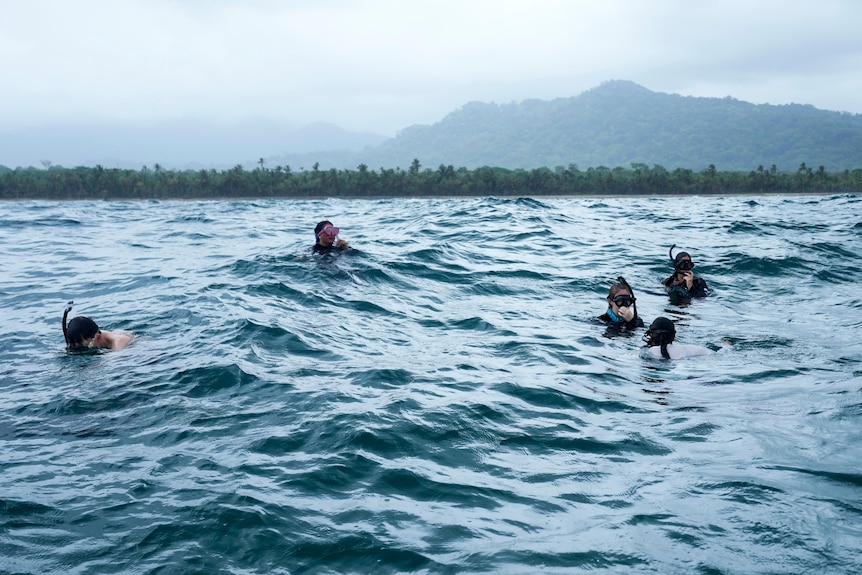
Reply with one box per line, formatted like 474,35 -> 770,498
642,329 -> 659,345
317,224 -> 339,242
612,294 -> 635,308
643,317 -> 676,345
642,326 -> 668,345
669,244 -> 694,271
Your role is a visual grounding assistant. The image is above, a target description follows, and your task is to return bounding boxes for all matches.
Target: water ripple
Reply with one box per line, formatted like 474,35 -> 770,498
1,195 -> 861,574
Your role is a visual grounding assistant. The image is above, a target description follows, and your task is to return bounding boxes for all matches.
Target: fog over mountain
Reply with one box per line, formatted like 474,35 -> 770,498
3,81 -> 861,173
0,121 -> 387,170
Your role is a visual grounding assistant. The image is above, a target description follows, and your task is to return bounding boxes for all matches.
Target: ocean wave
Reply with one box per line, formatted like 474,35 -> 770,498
1,194 -> 861,574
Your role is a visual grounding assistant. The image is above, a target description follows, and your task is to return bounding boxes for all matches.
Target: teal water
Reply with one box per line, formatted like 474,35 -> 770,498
1,195 -> 861,574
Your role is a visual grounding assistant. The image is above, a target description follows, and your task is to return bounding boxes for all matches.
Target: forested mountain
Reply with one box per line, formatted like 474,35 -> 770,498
267,80 -> 862,172
5,81 -> 861,173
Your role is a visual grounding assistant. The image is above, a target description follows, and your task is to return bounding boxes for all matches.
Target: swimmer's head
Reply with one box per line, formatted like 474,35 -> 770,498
607,277 -> 637,320
607,282 -> 634,307
646,316 -> 676,339
607,282 -> 629,299
674,252 -> 694,271
65,315 -> 101,351
669,245 -> 694,271
314,220 -> 339,243
644,317 -> 676,358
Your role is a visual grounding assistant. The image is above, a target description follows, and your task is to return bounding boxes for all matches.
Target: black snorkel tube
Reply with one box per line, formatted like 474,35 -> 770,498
62,300 -> 73,347
616,276 -> 638,324
668,244 -> 678,264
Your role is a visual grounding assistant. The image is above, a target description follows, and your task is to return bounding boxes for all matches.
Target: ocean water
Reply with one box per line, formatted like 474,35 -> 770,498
1,194 -> 861,575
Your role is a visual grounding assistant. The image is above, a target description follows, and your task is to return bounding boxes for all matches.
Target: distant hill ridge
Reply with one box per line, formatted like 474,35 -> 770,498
5,80 -> 861,172
0,120 -> 388,170
269,80 -> 862,172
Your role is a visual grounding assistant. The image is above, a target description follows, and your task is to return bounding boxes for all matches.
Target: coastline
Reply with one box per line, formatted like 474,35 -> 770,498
1,190 -> 857,202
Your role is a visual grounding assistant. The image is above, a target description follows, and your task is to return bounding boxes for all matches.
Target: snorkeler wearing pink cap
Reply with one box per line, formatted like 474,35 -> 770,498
312,220 -> 351,254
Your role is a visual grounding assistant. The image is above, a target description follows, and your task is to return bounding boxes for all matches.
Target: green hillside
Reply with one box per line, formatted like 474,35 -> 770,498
270,80 -> 862,172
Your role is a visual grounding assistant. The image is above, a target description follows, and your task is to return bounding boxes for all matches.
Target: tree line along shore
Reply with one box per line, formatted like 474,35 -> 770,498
1,160 -> 860,200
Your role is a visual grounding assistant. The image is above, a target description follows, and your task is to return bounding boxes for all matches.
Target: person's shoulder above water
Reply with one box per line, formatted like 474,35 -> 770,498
643,342 -> 713,359
642,316 -> 716,360
312,219 -> 352,253
62,301 -> 132,352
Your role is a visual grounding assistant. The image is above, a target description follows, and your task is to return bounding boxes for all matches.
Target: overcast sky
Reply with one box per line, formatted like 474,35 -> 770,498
2,0 -> 861,136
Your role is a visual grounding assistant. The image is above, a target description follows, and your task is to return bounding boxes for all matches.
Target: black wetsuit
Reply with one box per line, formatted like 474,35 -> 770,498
663,274 -> 710,299
597,312 -> 644,330
312,244 -> 348,255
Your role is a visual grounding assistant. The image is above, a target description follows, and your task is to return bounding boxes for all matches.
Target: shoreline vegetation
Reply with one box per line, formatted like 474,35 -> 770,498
2,160 -> 861,200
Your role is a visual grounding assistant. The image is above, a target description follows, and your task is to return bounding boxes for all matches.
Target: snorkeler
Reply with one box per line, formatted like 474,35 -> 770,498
642,316 -> 713,359
62,301 -> 131,351
597,276 -> 644,330
663,245 -> 710,300
312,220 -> 351,254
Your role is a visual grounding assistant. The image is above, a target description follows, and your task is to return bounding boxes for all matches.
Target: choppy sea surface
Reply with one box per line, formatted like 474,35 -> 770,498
1,195 -> 861,575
